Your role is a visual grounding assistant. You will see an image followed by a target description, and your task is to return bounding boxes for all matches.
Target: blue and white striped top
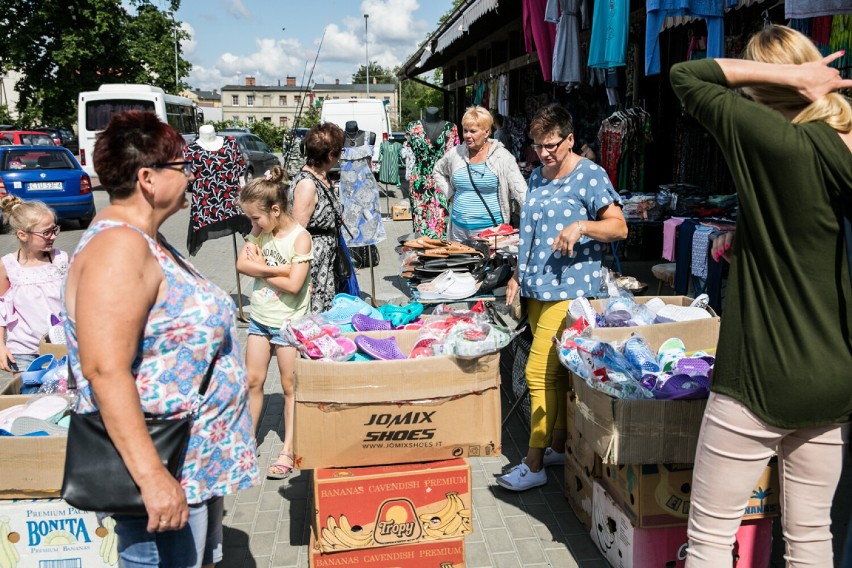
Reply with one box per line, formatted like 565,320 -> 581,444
450,162 -> 503,229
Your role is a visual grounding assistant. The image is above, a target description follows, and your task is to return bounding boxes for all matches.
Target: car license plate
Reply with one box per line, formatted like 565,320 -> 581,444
28,181 -> 63,190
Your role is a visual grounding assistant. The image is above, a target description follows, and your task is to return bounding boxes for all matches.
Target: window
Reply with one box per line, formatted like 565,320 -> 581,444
279,117 -> 287,126
263,117 -> 272,122
231,95 -> 239,105
232,116 -> 239,122
279,95 -> 287,106
247,116 -> 255,124
246,95 -> 255,107
262,95 -> 271,106
293,95 -> 302,106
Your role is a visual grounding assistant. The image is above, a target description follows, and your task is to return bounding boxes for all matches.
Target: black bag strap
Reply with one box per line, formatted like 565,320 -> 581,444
466,163 -> 499,227
67,343 -> 223,400
305,170 -> 353,239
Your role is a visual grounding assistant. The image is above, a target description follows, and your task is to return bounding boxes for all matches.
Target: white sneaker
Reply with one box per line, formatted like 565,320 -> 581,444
543,447 -> 565,467
496,463 -> 547,491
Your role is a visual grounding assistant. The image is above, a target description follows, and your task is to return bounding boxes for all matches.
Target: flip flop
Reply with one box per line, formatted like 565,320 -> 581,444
354,336 -> 407,360
20,354 -> 58,394
304,335 -> 357,361
352,314 -> 392,332
267,450 -> 295,479
10,416 -> 68,437
476,224 -> 517,238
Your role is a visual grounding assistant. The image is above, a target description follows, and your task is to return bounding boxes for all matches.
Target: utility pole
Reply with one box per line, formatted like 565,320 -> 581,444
171,12 -> 179,91
364,14 -> 370,96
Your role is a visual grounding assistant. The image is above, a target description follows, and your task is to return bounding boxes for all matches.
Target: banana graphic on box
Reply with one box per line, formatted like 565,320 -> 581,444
0,516 -> 20,568
419,492 -> 472,538
95,517 -> 119,566
320,514 -> 375,550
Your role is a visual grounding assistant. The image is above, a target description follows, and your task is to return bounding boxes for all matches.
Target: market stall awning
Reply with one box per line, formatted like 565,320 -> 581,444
435,0 -> 499,53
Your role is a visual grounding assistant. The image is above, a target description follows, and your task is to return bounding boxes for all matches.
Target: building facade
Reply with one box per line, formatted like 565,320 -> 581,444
220,76 -> 312,127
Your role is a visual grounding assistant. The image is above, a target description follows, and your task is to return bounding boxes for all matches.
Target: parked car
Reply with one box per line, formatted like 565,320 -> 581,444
0,146 -> 96,227
33,126 -> 79,154
220,130 -> 281,183
0,130 -> 58,147
390,131 -> 407,145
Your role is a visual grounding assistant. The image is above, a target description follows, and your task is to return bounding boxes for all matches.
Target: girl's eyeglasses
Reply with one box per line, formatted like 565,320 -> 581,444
27,225 -> 61,239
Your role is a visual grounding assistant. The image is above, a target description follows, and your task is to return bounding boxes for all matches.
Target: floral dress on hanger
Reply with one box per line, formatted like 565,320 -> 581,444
183,136 -> 251,256
404,121 -> 458,239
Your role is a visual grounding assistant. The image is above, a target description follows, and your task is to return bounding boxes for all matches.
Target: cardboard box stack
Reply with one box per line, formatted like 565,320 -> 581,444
0,341 -> 120,566
295,329 -> 502,567
561,298 -> 777,567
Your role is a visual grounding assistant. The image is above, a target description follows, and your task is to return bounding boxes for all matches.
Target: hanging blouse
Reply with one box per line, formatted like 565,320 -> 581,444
183,137 -> 251,256
523,0 -> 557,82
588,0 -> 629,68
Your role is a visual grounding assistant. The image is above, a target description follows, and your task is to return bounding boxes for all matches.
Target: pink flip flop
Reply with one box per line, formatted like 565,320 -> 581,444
305,335 -> 357,361
354,335 -> 407,360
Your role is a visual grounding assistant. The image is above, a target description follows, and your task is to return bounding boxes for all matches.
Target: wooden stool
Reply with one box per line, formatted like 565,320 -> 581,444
651,262 -> 677,294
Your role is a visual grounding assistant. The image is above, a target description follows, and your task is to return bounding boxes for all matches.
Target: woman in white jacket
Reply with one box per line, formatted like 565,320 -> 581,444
433,106 -> 527,241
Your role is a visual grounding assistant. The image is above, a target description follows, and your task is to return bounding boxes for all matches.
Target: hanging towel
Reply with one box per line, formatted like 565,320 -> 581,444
646,1 -> 729,76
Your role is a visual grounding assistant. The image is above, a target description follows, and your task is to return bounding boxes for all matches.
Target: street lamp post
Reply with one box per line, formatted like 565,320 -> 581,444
364,14 -> 369,96
171,12 -> 179,91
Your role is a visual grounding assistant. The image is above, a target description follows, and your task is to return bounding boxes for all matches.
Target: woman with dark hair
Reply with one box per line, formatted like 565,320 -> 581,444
63,110 -> 258,567
671,26 -> 851,566
289,122 -> 346,313
499,103 -> 626,492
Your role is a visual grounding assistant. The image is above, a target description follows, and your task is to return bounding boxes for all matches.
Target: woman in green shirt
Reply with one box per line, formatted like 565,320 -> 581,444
670,26 -> 852,567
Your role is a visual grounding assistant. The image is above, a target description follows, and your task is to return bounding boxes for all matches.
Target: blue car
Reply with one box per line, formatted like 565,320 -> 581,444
0,146 -> 96,227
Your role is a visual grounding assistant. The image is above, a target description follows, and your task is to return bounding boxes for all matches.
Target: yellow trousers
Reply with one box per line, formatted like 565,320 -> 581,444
524,298 -> 569,448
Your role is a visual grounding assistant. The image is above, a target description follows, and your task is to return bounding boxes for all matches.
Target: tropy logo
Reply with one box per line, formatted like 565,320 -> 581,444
363,412 -> 437,442
373,498 -> 423,545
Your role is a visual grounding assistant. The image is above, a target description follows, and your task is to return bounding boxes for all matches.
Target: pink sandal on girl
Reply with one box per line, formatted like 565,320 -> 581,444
267,450 -> 294,479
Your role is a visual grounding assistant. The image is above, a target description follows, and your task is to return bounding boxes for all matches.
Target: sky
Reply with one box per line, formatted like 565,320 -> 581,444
167,0 -> 455,91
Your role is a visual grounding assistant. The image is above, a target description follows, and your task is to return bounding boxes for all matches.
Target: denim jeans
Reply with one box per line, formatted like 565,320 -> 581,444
113,501 -> 209,568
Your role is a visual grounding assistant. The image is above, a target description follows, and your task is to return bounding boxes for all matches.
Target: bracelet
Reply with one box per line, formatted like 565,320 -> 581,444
577,222 -> 585,236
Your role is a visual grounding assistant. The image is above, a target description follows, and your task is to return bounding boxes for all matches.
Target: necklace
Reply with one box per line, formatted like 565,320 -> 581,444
303,166 -> 328,187
17,249 -> 52,265
345,131 -> 360,145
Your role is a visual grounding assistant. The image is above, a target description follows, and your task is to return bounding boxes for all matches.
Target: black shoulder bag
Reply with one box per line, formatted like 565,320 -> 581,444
310,173 -> 355,282
61,344 -> 222,515
466,163 -> 499,227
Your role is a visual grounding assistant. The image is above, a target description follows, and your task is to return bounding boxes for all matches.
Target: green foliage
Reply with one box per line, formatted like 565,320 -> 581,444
299,105 -> 321,129
352,62 -> 396,85
399,69 -> 444,127
0,0 -> 191,126
0,105 -> 15,125
437,0 -> 466,26
208,119 -> 287,152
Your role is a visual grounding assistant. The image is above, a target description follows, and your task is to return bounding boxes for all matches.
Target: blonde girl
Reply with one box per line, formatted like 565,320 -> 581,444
237,166 -> 313,479
0,197 -> 67,372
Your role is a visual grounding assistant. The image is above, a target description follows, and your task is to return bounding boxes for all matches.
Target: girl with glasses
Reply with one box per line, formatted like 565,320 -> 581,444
0,196 -> 67,372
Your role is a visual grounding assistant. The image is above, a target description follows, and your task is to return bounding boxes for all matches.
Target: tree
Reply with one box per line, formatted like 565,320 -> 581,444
299,105 -> 321,129
352,62 -> 396,85
399,69 -> 443,127
0,0 -> 191,126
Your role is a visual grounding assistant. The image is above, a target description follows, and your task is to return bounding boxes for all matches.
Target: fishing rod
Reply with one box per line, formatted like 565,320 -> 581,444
283,27 -> 327,166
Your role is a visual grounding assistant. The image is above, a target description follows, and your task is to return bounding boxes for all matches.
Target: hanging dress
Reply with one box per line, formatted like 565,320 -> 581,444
183,136 -> 252,256
404,120 -> 458,239
339,145 -> 387,247
546,0 -> 585,86
289,170 -> 341,314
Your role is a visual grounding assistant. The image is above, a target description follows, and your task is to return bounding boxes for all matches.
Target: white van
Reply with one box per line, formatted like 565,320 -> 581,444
320,99 -> 391,164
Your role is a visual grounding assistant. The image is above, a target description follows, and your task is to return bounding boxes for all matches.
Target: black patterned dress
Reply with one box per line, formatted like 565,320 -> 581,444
289,170 -> 341,313
183,137 -> 252,255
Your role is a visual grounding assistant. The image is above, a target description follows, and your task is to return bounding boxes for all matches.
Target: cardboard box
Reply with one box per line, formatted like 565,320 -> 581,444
565,391 -> 602,479
38,335 -> 67,359
584,296 -> 720,343
294,331 -> 501,469
0,396 -> 66,499
591,481 -> 772,568
601,459 -> 779,528
0,499 -> 118,567
392,204 -> 412,221
564,451 -> 595,533
312,459 -> 471,553
309,530 -> 465,568
572,321 -> 720,465
0,375 -> 22,395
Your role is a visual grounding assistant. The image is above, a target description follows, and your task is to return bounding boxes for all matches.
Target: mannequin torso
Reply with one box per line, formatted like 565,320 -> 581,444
421,107 -> 447,144
197,124 -> 224,152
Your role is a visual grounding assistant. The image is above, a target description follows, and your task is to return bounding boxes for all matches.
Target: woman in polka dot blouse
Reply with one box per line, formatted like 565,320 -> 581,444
498,104 -> 627,492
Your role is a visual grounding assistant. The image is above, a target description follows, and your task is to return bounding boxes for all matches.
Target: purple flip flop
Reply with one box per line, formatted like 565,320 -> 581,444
354,335 -> 406,360
352,314 -> 392,332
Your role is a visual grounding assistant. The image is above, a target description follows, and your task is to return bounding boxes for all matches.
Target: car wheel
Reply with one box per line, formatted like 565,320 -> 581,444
79,206 -> 96,229
245,168 -> 254,184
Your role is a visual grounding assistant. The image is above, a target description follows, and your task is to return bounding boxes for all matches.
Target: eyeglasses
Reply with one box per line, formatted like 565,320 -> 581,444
150,161 -> 193,176
530,137 -> 567,154
27,225 -> 61,239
